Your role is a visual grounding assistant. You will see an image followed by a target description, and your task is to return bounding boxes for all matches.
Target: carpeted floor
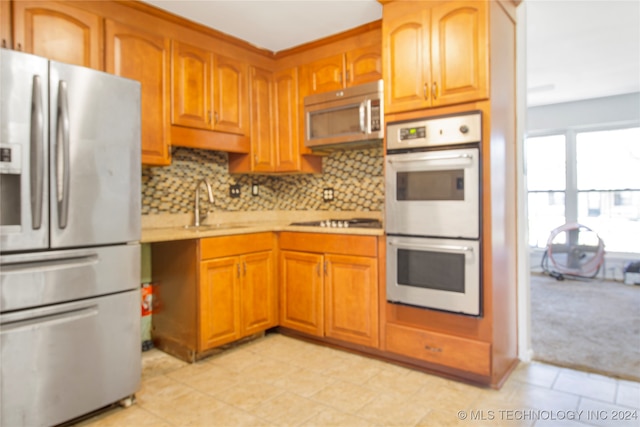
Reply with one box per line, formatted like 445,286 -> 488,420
530,273 -> 640,382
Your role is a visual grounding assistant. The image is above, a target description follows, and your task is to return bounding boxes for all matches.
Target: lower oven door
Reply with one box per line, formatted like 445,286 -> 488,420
386,235 -> 481,316
385,147 -> 479,238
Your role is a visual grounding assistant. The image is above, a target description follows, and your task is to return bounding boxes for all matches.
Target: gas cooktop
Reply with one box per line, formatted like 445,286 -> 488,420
290,218 -> 383,229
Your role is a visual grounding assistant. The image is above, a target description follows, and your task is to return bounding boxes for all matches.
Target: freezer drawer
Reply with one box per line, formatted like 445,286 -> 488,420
0,290 -> 141,427
0,244 -> 140,312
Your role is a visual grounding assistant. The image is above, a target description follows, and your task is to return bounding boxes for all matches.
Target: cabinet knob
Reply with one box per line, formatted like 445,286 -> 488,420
432,82 -> 438,100
460,125 -> 469,134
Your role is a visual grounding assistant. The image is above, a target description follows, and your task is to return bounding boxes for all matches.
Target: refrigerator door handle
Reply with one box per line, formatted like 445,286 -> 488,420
56,80 -> 70,229
0,304 -> 99,333
30,75 -> 45,230
0,254 -> 99,274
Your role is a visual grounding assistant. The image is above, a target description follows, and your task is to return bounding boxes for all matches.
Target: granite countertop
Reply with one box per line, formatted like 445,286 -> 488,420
141,211 -> 384,243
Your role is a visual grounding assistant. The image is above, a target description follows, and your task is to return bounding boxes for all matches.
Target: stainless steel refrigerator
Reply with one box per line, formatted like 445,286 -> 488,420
0,48 -> 142,426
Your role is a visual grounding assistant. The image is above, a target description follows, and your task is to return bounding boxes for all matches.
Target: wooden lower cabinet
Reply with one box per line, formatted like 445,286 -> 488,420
324,254 -> 378,347
199,256 -> 240,350
385,323 -> 491,377
151,233 -> 276,361
280,251 -> 324,336
279,233 -> 379,348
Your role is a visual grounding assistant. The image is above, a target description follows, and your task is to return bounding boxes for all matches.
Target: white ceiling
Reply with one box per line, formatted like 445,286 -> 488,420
143,0 -> 640,107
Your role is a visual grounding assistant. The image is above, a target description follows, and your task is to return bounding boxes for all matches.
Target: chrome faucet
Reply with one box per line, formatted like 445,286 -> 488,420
193,179 -> 214,227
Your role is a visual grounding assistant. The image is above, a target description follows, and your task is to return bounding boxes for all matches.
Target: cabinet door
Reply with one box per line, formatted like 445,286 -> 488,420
302,54 -> 345,95
382,7 -> 431,113
430,1 -> 488,106
12,1 -> 102,69
324,254 -> 379,348
273,68 -> 300,172
213,55 -> 248,135
105,19 -> 171,166
241,251 -> 277,336
171,41 -> 213,130
279,251 -> 324,337
199,256 -> 241,350
249,66 -> 275,171
346,44 -> 382,87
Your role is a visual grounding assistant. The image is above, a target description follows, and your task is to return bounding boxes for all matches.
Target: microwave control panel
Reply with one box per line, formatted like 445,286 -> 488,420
387,112 -> 481,151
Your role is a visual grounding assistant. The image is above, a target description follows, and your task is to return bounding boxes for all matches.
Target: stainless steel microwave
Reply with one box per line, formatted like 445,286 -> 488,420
304,80 -> 383,151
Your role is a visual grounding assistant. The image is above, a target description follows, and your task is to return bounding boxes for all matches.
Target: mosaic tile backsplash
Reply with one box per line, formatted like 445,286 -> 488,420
141,146 -> 384,215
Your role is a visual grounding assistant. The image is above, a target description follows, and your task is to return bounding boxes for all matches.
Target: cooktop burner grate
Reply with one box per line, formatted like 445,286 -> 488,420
290,218 -> 383,229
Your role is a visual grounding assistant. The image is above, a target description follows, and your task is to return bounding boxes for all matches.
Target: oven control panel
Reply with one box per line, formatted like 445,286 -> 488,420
387,112 -> 481,151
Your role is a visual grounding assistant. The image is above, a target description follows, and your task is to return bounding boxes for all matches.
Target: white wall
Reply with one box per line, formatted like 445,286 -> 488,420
527,92 -> 640,133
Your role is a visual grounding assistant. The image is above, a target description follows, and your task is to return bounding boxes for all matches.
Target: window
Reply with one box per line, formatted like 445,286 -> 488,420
526,127 -> 640,254
576,128 -> 640,253
526,134 -> 566,248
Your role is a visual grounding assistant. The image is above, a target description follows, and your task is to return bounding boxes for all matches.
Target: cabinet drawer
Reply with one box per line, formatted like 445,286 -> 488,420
385,323 -> 490,376
200,232 -> 273,259
279,232 -> 377,257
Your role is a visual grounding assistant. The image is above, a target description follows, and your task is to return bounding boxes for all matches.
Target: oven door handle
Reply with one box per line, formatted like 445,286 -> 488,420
387,153 -> 473,163
389,241 -> 474,254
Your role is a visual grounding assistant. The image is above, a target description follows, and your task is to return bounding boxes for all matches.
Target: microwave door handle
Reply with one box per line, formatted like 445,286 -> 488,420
359,101 -> 366,133
30,75 -> 45,230
389,241 -> 474,254
56,80 -> 70,229
388,153 -> 473,163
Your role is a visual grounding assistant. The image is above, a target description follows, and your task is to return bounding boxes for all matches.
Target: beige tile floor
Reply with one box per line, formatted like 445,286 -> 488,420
74,333 -> 640,427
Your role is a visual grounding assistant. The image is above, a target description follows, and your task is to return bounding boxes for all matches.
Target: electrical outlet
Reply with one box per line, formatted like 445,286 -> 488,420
323,188 -> 334,202
251,183 -> 259,196
229,184 -> 241,198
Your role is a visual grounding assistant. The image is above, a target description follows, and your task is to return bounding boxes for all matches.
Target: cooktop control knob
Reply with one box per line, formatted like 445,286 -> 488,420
459,125 -> 469,134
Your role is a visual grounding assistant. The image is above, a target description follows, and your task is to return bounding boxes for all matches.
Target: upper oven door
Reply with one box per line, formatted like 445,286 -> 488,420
385,147 -> 479,239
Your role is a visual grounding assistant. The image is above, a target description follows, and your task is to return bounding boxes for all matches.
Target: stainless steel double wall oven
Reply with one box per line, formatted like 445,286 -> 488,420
385,112 -> 483,316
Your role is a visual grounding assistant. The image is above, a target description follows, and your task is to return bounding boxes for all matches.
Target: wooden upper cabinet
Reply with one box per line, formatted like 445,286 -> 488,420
171,41 -> 212,130
170,41 -> 247,136
383,7 -> 431,113
249,66 -> 275,172
273,68 -> 301,172
382,0 -> 488,113
302,46 -> 382,96
345,44 -> 382,87
228,67 -> 321,174
12,1 -> 102,69
213,54 -> 248,135
303,54 -> 345,95
430,1 -> 488,107
105,19 -> 171,166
